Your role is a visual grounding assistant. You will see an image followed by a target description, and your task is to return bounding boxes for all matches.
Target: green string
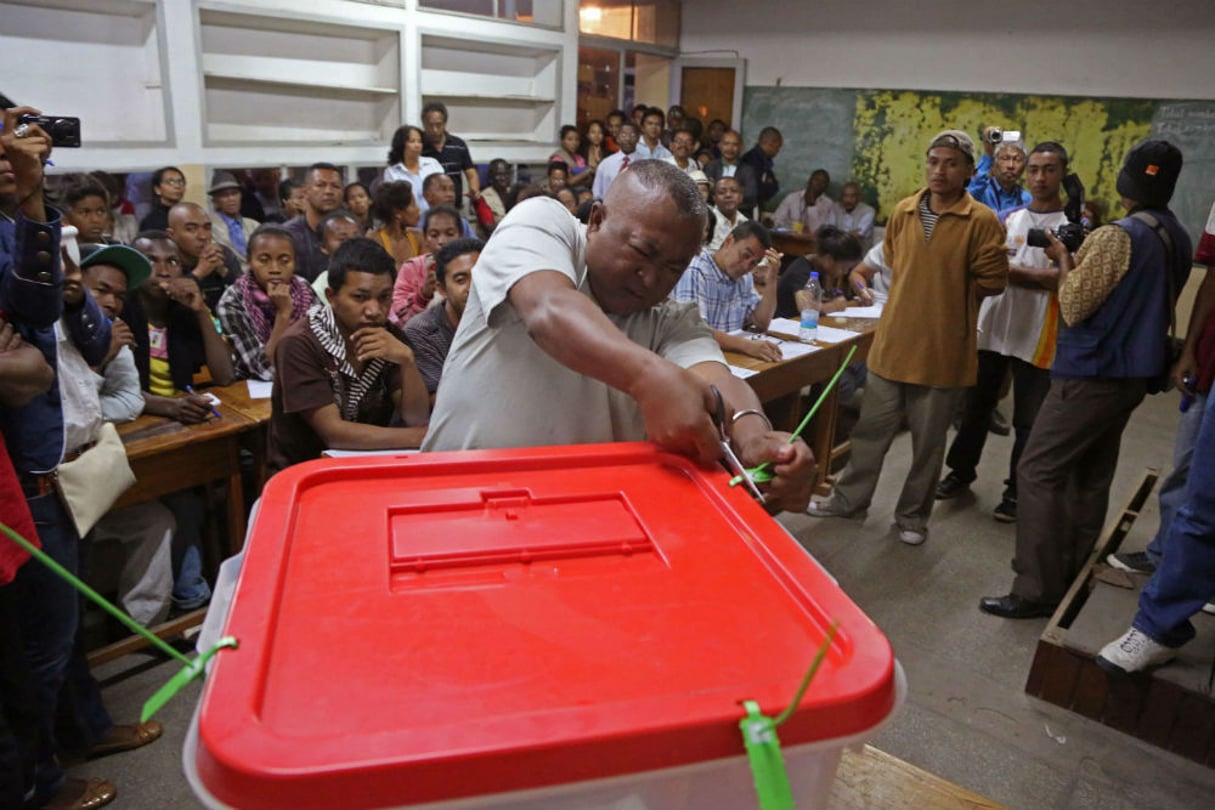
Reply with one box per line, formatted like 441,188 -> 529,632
773,620 -> 839,727
732,345 -> 859,488
1,520 -> 236,720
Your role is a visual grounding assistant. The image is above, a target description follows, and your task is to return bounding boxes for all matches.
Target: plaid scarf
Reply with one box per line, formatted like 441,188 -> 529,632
307,305 -> 388,422
234,272 -> 315,345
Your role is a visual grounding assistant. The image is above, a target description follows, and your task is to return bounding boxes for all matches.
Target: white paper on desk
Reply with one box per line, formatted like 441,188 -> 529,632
767,338 -> 821,359
839,303 -> 885,318
767,317 -> 804,336
201,392 -> 221,406
815,325 -> 862,344
729,365 -> 759,379
245,379 -> 273,399
322,448 -> 422,458
732,329 -> 822,360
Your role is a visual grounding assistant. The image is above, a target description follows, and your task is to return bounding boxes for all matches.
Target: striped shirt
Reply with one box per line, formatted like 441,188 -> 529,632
918,192 -> 940,240
670,248 -> 760,332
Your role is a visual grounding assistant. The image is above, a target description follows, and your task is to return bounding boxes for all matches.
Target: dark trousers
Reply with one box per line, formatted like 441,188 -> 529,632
1012,378 -> 1146,602
11,494 -> 112,782
0,582 -> 53,809
945,350 -> 1051,499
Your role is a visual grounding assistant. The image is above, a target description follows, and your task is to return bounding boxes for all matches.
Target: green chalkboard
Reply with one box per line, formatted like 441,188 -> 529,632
741,86 -> 1213,245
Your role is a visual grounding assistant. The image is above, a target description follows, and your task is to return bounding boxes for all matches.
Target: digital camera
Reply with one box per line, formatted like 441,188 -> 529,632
18,114 -> 81,148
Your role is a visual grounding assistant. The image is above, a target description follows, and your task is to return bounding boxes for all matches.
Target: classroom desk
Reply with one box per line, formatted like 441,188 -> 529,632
113,403 -> 256,545
208,380 -> 274,492
770,229 -> 817,257
724,316 -> 877,494
90,405 -> 256,667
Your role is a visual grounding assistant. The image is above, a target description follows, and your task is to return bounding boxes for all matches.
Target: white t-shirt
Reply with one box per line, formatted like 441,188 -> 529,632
423,197 -> 723,451
384,157 -> 445,212
976,206 -> 1066,368
708,207 -> 748,252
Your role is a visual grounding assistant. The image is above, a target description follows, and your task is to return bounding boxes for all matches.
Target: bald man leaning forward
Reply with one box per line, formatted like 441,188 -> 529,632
423,161 -> 816,513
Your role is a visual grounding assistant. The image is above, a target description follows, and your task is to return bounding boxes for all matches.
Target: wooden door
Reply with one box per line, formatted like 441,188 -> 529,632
680,66 -> 737,128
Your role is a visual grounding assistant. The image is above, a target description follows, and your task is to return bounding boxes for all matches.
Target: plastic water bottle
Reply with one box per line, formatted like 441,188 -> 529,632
799,272 -> 822,343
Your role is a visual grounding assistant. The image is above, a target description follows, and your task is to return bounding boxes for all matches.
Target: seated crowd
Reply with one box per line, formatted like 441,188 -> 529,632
2,89 -> 1212,810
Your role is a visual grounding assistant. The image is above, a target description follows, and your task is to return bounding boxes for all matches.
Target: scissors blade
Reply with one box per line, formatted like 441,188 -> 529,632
721,440 -> 766,503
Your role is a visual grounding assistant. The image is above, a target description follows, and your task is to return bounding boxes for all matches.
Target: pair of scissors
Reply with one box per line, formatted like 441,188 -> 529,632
709,386 -> 766,504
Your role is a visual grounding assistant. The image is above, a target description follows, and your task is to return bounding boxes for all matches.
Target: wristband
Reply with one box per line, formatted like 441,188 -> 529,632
732,408 -> 773,431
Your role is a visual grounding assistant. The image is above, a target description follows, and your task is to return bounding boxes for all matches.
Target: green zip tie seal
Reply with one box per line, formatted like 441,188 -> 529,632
739,621 -> 840,809
1,520 -> 236,721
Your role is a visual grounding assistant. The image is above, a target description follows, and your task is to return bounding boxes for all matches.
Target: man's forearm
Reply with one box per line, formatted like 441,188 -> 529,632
751,281 -> 778,331
1009,263 -> 1060,291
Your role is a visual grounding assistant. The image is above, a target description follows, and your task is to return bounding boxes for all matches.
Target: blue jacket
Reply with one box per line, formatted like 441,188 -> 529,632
0,211 -> 111,475
1053,210 -> 1192,381
968,153 -> 1031,217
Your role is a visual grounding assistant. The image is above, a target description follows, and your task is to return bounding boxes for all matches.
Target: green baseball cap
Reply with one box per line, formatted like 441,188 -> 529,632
79,243 -> 152,290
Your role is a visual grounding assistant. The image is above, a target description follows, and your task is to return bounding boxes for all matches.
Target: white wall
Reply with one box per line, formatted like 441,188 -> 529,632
1,0 -> 580,175
680,0 -> 1215,100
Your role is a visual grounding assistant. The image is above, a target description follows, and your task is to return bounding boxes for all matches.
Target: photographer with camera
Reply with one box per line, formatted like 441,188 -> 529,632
969,126 -> 1032,216
981,139 -> 1193,619
938,142 -> 1076,521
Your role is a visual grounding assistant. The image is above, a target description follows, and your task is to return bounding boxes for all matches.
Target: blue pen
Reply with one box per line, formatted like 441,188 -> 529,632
854,278 -> 872,302
185,385 -> 222,420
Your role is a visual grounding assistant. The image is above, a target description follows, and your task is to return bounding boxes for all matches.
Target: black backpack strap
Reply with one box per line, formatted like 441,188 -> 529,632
1130,211 -> 1178,339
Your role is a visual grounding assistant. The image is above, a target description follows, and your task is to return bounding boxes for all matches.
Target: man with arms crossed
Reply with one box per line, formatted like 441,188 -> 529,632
423,162 -> 814,512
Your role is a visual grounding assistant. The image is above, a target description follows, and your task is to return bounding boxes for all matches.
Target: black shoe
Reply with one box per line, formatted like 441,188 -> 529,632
992,497 -> 1017,523
1106,551 -> 1156,574
979,593 -> 1058,619
989,409 -> 1011,436
935,471 -> 971,500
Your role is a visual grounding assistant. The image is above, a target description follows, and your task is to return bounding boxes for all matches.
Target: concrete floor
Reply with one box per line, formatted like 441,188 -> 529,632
76,392 -> 1215,809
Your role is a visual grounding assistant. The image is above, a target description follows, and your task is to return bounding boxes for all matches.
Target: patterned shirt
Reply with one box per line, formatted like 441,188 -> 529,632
402,303 -> 456,394
670,248 -> 760,332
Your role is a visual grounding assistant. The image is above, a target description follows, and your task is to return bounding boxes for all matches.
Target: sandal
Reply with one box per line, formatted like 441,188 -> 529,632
44,777 -> 117,810
87,720 -> 163,759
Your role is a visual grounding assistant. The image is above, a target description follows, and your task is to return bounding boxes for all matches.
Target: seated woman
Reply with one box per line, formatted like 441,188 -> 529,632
369,181 -> 423,265
218,224 -> 319,381
776,225 -> 864,320
550,125 -> 593,189
344,181 -> 372,231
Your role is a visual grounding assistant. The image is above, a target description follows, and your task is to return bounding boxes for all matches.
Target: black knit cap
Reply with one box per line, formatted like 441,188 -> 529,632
1116,139 -> 1182,208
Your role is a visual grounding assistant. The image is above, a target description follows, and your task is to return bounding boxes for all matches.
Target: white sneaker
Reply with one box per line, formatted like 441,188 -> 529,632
898,529 -> 926,546
1203,602 -> 1215,616
1096,628 -> 1177,674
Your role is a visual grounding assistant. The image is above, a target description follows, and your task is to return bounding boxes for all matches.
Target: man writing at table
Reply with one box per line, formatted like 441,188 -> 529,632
672,220 -> 784,364
423,161 -> 815,513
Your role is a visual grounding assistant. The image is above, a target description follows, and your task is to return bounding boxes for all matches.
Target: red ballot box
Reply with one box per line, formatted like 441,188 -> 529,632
188,443 -> 903,810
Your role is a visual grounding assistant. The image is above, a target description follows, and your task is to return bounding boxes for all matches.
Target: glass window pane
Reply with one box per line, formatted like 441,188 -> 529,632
421,0 -> 562,27
632,1 -> 679,47
577,46 -> 621,129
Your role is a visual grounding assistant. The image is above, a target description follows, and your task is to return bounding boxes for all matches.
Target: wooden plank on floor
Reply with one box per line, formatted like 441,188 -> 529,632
87,608 -> 207,668
1039,647 -> 1082,708
1169,692 -> 1215,763
1070,661 -> 1109,719
1137,678 -> 1183,747
831,744 -> 1008,810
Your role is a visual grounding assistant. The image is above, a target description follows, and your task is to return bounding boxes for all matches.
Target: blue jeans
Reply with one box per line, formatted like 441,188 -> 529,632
1134,390 -> 1215,647
162,490 -> 212,609
1146,393 -> 1207,564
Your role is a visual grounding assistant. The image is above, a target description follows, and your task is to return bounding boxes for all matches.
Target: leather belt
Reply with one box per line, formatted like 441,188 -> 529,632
19,471 -> 58,499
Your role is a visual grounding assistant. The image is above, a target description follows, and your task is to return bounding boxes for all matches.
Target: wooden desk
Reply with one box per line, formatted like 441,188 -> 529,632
208,380 -> 274,492
832,745 -> 1007,810
115,403 -> 256,545
770,229 -> 816,257
725,317 -> 877,493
